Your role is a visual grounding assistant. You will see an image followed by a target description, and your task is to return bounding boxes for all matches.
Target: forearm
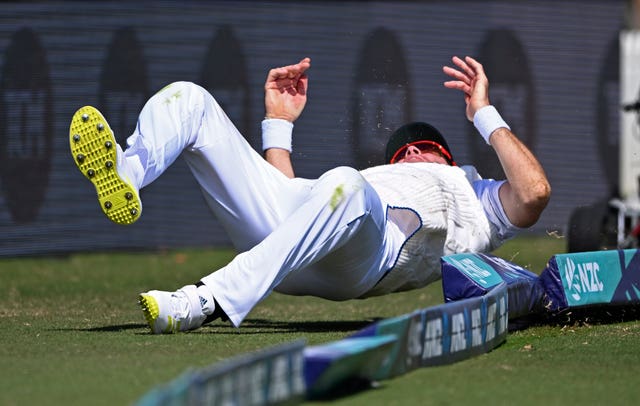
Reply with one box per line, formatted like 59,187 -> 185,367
265,148 -> 294,178
490,127 -> 551,227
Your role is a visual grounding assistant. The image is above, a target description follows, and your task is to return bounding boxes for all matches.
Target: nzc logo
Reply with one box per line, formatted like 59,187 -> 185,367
563,258 -> 604,302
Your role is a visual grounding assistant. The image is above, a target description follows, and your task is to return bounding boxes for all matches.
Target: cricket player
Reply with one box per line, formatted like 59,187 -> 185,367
69,55 -> 550,333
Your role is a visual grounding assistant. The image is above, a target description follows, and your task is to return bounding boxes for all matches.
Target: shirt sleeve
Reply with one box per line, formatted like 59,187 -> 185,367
471,178 -> 523,240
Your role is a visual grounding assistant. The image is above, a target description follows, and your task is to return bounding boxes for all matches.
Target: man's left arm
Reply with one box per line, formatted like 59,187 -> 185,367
444,56 -> 550,228
487,126 -> 550,227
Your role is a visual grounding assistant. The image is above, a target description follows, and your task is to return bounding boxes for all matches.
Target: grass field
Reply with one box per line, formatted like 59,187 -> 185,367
1,235 -> 639,405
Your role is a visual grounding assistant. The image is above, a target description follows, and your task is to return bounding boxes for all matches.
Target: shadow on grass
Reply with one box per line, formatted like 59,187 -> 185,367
63,306 -> 640,336
83,323 -> 149,332
191,318 -> 379,335
57,318 -> 380,335
229,318 -> 379,333
51,323 -> 149,333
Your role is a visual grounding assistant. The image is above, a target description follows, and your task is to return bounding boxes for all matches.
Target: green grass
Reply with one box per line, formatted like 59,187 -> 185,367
1,235 -> 639,405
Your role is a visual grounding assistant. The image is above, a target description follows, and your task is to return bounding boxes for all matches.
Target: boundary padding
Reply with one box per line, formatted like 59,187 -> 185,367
135,249 -> 640,405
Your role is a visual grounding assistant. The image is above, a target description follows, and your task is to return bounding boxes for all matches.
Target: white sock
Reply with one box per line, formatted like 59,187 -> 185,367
117,143 -> 146,190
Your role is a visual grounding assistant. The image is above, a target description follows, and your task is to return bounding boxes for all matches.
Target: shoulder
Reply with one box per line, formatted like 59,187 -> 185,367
459,165 -> 482,183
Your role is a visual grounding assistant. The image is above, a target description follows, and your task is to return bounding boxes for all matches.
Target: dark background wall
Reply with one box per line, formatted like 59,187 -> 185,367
0,1 -> 628,256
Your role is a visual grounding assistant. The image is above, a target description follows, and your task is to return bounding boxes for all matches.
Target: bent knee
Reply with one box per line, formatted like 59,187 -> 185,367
316,167 -> 367,205
159,81 -> 214,101
155,81 -> 197,95
319,167 -> 365,189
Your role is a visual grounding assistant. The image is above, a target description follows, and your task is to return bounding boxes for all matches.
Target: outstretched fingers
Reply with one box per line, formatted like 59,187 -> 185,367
442,55 -> 488,93
462,56 -> 484,76
443,69 -> 470,95
442,57 -> 472,92
453,56 -> 476,78
443,65 -> 469,83
443,79 -> 470,95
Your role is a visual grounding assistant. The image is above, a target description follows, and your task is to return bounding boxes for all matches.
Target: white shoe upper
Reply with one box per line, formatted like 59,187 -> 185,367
140,285 -> 206,334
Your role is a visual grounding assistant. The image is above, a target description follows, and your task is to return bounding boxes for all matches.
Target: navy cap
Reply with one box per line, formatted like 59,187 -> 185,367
385,122 -> 454,165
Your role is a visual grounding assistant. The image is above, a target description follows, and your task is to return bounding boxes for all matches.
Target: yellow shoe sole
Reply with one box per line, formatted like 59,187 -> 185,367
138,293 -> 160,332
69,106 -> 141,225
139,293 -> 180,334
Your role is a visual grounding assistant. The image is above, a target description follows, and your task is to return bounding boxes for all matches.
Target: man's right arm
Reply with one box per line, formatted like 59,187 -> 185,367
265,148 -> 294,179
262,57 -> 311,178
262,118 -> 295,179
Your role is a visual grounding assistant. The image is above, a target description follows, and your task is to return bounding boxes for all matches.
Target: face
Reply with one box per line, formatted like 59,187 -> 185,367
390,141 -> 453,165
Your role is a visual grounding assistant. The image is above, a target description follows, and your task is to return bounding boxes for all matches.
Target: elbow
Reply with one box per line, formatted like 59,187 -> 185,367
518,180 -> 552,228
530,179 -> 551,210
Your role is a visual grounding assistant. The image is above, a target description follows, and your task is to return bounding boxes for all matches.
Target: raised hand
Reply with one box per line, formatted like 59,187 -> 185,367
443,56 -> 490,122
264,57 -> 311,122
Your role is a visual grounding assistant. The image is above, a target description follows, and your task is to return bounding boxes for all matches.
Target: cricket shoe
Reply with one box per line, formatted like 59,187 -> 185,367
138,286 -> 206,334
69,106 -> 141,225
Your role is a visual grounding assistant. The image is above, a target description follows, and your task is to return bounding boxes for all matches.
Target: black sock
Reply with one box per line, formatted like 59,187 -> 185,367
196,281 -> 229,323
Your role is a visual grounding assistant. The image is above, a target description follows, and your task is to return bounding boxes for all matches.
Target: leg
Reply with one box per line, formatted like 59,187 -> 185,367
124,81 -> 307,249
72,81 -> 306,247
141,167 -> 398,332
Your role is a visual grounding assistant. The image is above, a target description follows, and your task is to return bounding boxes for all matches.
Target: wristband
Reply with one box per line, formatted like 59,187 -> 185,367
473,105 -> 510,144
261,118 -> 293,152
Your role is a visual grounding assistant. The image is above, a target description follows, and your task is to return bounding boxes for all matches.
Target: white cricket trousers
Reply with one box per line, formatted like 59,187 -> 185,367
122,82 -> 401,326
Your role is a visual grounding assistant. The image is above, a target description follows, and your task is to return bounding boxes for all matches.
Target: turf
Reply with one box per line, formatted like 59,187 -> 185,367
1,235 -> 639,405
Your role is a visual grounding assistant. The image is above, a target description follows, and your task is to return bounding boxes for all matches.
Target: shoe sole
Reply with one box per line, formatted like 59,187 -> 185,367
139,293 -> 179,334
69,106 -> 141,225
138,293 -> 161,333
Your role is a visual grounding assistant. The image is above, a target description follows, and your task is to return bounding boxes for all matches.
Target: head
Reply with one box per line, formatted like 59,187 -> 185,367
385,122 -> 455,166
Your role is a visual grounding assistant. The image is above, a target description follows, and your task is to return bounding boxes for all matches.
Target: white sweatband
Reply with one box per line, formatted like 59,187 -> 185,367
473,105 -> 510,144
261,118 -> 293,152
